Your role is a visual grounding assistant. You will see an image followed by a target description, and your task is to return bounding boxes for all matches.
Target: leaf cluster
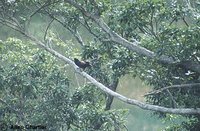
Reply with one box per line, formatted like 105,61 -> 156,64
0,38 -> 127,130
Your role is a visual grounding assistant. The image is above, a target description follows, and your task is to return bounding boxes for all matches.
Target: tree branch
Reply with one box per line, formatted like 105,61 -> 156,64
0,18 -> 25,35
64,0 -> 200,74
14,32 -> 200,115
105,76 -> 119,110
0,99 -> 19,114
1,4 -> 200,115
145,83 -> 200,96
166,89 -> 178,108
44,18 -> 54,41
41,8 -> 85,46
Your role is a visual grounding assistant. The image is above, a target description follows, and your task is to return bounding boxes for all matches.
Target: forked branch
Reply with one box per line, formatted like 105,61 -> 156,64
14,30 -> 200,115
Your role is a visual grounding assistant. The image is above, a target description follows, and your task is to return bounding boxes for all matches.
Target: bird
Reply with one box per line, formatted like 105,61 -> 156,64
74,58 -> 91,70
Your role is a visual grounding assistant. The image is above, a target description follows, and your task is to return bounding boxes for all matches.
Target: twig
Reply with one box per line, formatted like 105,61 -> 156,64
26,0 -> 59,32
166,89 -> 178,108
44,19 -> 54,41
81,15 -> 100,38
145,83 -> 200,96
29,1 -> 50,18
30,0 -> 60,19
182,17 -> 189,27
0,18 -> 25,35
0,98 -> 19,114
41,8 -> 85,46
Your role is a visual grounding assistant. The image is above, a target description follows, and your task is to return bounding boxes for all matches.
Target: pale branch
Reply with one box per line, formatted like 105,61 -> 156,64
64,0 -> 200,74
145,83 -> 200,96
1,6 -> 200,115
73,29 -> 85,46
8,31 -> 199,115
64,0 -> 170,61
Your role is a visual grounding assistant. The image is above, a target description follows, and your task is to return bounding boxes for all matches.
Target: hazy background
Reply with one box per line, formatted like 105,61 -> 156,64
112,76 -> 166,131
0,14 -> 170,131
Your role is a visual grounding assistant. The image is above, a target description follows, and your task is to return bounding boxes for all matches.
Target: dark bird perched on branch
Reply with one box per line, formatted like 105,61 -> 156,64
74,58 -> 91,70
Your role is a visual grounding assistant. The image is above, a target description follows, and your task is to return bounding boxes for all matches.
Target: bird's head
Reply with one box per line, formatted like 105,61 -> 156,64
74,58 -> 79,63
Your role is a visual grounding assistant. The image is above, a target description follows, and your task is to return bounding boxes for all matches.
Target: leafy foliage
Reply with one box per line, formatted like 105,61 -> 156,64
0,0 -> 200,130
106,0 -> 200,130
0,38 -> 127,130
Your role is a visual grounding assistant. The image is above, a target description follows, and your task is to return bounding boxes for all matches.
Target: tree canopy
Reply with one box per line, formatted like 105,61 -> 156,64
0,0 -> 200,130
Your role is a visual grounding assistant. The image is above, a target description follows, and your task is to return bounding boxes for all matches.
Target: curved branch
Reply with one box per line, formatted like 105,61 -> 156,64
2,8 -> 200,115
64,0 -> 200,74
42,9 -> 85,46
44,19 -> 54,41
19,33 -> 200,115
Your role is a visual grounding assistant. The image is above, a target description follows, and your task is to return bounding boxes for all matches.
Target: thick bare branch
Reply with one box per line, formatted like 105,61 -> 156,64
1,4 -> 200,115
14,32 -> 200,115
64,0 -> 200,74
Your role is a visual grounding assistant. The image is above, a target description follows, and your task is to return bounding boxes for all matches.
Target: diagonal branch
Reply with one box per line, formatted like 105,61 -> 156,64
64,0 -> 200,74
14,32 -> 200,115
0,18 -> 25,35
0,99 -> 19,114
166,89 -> 178,108
2,11 -> 200,115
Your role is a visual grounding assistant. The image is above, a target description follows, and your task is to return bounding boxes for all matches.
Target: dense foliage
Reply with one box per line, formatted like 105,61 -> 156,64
0,0 -> 200,130
0,38 -> 127,130
82,0 -> 200,130
107,1 -> 200,130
